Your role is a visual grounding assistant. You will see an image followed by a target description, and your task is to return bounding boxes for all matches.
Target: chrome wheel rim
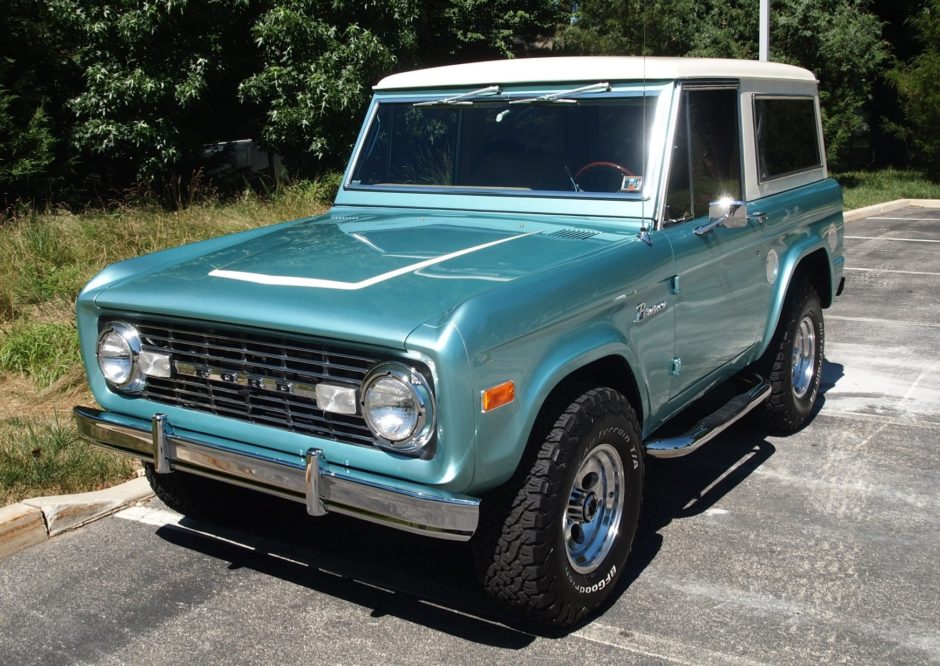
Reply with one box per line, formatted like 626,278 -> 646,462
791,315 -> 816,399
564,443 -> 625,574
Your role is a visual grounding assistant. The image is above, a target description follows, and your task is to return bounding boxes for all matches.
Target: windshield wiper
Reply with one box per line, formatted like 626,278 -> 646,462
414,85 -> 503,107
509,82 -> 611,105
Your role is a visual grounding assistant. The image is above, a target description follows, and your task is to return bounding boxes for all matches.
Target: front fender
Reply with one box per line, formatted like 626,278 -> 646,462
467,317 -> 644,493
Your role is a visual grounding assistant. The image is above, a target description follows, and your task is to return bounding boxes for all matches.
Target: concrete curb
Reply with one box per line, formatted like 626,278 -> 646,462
0,477 -> 154,560
844,198 -> 940,222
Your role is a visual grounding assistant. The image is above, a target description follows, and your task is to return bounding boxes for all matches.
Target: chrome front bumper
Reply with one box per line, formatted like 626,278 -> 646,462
74,407 -> 479,541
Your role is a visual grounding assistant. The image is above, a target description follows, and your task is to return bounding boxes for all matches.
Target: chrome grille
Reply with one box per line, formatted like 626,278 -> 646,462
128,319 -> 380,446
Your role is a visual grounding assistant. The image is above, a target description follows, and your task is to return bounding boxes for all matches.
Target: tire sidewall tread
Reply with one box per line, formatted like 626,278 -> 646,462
758,278 -> 825,434
473,387 -> 644,626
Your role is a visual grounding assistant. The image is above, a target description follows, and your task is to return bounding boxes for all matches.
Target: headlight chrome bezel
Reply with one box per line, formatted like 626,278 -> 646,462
96,321 -> 146,393
361,362 -> 436,454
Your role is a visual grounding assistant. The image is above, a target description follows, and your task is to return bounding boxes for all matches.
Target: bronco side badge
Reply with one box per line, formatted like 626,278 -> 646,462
635,300 -> 668,323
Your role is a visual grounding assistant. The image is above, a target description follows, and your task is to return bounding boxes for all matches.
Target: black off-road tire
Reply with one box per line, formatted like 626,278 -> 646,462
472,387 -> 644,627
144,464 -> 254,524
756,278 -> 825,433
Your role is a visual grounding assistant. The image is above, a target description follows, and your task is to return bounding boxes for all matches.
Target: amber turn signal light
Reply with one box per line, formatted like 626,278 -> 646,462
482,380 -> 515,412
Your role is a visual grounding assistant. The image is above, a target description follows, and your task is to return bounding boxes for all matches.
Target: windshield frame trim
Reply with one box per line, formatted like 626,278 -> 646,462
339,81 -> 673,216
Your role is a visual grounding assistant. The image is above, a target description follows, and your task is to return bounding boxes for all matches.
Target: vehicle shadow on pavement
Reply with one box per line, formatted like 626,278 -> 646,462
148,425 -> 778,643
816,358 -> 845,417
600,426 -> 777,618
148,365 -> 849,642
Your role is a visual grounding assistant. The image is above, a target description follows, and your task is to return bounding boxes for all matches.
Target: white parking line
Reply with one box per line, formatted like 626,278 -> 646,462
115,506 -> 312,566
867,216 -> 940,221
827,315 -> 940,329
115,505 -> 182,527
843,267 -> 940,277
573,622 -> 767,666
845,235 -> 940,243
818,409 -> 940,432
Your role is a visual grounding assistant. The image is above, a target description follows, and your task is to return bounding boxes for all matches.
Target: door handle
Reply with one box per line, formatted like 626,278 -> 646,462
748,211 -> 768,224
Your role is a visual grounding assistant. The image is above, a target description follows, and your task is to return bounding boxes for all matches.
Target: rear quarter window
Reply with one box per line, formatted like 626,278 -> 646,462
754,97 -> 821,181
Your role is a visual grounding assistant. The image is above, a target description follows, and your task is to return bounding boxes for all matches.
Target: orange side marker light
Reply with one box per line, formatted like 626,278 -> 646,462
482,381 -> 515,412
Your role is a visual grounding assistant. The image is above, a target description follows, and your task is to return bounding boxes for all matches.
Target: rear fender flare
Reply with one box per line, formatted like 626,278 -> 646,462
759,239 -> 832,358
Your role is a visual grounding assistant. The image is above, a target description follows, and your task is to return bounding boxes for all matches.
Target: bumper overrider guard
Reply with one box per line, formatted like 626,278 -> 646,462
73,406 -> 479,541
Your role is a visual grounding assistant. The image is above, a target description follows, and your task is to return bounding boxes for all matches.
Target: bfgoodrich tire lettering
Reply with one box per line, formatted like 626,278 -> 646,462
757,278 -> 825,433
473,387 -> 644,626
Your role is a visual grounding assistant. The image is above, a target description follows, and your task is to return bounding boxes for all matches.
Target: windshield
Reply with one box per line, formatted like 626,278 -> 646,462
348,94 -> 657,197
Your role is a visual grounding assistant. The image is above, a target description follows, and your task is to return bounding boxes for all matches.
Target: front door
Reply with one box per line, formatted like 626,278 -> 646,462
660,86 -> 769,399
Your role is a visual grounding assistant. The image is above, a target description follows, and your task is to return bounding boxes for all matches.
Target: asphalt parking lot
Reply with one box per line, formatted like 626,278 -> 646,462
1,206 -> 938,665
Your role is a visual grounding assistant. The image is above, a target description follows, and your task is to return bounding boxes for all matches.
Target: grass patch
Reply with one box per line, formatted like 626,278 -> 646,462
835,168 -> 940,210
0,179 -> 335,504
0,178 -> 336,321
0,321 -> 80,387
0,416 -> 135,506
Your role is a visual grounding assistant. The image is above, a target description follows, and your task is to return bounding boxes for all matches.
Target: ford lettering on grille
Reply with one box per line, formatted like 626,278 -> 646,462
174,361 -> 319,401
126,319 -> 381,446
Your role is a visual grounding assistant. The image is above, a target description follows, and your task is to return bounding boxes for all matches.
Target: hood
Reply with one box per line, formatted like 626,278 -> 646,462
92,208 -> 625,348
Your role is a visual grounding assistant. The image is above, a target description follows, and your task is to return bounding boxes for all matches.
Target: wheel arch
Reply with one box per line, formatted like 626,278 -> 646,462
472,337 -> 648,495
759,243 -> 833,358
519,354 -> 645,482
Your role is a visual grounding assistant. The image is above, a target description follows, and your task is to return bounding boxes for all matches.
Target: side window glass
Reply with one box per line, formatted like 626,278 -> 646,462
754,97 -> 821,181
664,95 -> 692,222
664,88 -> 742,222
688,89 -> 741,215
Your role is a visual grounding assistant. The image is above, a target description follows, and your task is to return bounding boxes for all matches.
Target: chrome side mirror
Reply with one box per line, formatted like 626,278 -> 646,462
709,199 -> 747,227
694,199 -> 747,235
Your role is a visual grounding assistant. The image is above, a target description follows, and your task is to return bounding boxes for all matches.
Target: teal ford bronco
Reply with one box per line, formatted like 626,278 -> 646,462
75,57 -> 844,626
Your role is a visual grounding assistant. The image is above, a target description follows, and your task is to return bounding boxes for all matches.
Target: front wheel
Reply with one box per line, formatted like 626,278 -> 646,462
144,464 -> 255,524
756,279 -> 825,433
473,387 -> 644,626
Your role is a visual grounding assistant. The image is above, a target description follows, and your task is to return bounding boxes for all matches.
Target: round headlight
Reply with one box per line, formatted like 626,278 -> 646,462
97,322 -> 144,392
361,363 -> 435,453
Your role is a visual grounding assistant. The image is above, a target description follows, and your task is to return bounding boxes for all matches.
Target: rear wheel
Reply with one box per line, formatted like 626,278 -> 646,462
473,387 -> 644,626
757,279 -> 825,433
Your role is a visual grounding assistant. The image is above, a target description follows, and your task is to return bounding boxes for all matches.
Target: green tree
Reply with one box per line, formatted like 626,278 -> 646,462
239,1 -> 413,176
66,0 -> 262,187
559,0 -> 887,167
891,0 -> 940,179
558,0 -> 698,55
0,86 -> 57,198
0,0 -> 84,205
411,0 -> 564,66
241,0 -> 563,176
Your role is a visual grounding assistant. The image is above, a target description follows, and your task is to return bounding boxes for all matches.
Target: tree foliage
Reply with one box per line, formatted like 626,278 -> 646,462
891,0 -> 940,179
65,0 -> 262,184
0,1 -> 83,203
239,1 -> 412,175
1,0 -> 935,205
559,0 -> 888,167
240,0 -> 562,176
559,0 -> 698,55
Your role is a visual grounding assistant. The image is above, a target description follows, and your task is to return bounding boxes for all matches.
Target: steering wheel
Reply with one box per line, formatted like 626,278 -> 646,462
574,161 -> 635,180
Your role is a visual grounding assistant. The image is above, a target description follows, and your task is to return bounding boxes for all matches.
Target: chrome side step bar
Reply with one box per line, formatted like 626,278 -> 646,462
644,377 -> 771,459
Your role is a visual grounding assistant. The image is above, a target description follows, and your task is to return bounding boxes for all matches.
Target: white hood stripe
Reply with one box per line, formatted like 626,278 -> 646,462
209,232 -> 537,290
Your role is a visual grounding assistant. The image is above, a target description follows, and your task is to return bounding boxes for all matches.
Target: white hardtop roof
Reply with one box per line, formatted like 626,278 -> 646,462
375,56 -> 817,91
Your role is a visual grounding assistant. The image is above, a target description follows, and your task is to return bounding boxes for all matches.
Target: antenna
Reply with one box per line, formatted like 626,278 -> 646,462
638,7 -> 652,245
